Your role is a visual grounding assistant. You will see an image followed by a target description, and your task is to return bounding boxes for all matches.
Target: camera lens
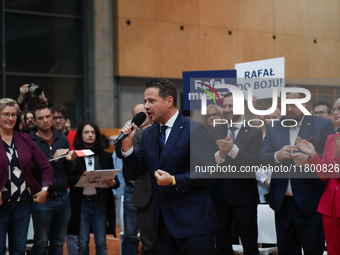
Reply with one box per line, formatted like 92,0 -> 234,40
29,83 -> 42,96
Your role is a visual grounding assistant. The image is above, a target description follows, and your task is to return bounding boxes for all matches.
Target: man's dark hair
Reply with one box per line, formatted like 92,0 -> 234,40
222,92 -> 233,101
312,101 -> 332,113
283,85 -> 306,98
222,91 -> 245,105
145,79 -> 177,107
52,104 -> 68,119
32,104 -> 51,119
73,121 -> 104,150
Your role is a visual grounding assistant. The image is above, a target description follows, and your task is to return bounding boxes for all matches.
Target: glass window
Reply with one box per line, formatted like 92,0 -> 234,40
6,76 -> 84,127
5,13 -> 82,74
5,0 -> 82,16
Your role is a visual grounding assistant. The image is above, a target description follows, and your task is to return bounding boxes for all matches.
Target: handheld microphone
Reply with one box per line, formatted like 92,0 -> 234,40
114,112 -> 147,145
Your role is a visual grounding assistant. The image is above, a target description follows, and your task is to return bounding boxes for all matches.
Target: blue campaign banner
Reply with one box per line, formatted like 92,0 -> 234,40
182,70 -> 237,110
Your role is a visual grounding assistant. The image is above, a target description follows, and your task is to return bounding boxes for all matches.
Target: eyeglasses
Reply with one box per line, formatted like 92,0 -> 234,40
2,113 -> 17,119
313,111 -> 329,116
333,108 -> 340,113
53,116 -> 65,121
206,113 -> 221,118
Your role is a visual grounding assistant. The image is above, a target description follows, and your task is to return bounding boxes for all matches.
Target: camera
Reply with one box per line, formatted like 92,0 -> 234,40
29,83 -> 42,97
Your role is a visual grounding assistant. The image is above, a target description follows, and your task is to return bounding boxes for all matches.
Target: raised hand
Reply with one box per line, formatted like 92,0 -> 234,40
295,137 -> 316,159
119,122 -> 137,152
217,132 -> 234,157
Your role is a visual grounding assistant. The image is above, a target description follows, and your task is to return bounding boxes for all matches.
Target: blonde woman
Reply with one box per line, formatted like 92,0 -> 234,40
204,104 -> 223,132
0,98 -> 53,255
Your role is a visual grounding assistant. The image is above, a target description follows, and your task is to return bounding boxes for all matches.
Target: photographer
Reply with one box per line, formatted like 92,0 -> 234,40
17,84 -> 50,109
15,84 -> 51,132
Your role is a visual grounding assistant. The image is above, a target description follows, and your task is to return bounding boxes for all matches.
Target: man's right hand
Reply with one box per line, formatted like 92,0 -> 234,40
53,149 -> 70,162
119,122 -> 137,152
17,84 -> 29,104
276,145 -> 298,161
0,192 -> 2,205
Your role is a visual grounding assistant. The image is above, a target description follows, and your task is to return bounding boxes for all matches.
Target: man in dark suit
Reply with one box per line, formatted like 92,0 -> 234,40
120,79 -> 218,254
210,92 -> 262,255
260,91 -> 335,255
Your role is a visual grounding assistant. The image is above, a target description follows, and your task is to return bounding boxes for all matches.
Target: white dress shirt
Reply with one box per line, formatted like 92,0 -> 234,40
274,116 -> 305,196
215,120 -> 243,164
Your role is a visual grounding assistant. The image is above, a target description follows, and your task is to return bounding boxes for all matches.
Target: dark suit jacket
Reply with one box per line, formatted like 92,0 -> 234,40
67,150 -> 120,236
0,131 -> 53,193
123,112 -> 218,239
260,115 -> 335,214
210,124 -> 262,206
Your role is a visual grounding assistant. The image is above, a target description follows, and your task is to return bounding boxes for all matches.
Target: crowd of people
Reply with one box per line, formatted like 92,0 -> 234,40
1,81 -> 340,255
202,94 -> 340,255
0,85 -> 120,255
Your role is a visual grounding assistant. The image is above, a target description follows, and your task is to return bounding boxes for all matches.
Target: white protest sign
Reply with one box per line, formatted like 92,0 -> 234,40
75,169 -> 121,188
235,57 -> 285,100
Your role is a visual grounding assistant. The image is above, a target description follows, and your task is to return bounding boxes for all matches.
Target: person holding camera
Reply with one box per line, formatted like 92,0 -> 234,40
16,84 -> 51,133
17,84 -> 50,108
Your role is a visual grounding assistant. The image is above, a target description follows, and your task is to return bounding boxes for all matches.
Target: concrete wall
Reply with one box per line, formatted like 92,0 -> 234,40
93,0 -> 115,127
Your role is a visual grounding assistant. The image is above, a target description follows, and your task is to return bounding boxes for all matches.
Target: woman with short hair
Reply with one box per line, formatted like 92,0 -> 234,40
0,98 -> 53,255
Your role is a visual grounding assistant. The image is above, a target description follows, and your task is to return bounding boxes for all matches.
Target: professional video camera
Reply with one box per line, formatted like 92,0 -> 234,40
28,83 -> 42,97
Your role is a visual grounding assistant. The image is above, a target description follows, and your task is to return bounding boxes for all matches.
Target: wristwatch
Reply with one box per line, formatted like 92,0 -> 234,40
41,186 -> 49,192
169,176 -> 176,188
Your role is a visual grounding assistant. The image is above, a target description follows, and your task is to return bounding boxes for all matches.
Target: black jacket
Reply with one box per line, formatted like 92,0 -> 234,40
30,130 -> 76,196
67,150 -> 120,237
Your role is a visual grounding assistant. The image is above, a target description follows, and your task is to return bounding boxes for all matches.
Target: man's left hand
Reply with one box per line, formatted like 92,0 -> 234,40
154,170 -> 172,186
290,152 -> 308,166
217,133 -> 234,157
38,90 -> 49,105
